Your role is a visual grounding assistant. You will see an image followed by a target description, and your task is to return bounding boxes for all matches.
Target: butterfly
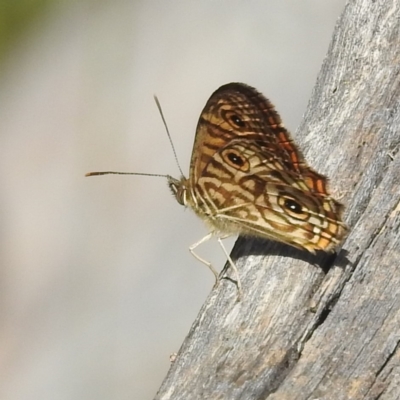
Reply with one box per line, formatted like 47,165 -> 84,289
87,83 -> 347,295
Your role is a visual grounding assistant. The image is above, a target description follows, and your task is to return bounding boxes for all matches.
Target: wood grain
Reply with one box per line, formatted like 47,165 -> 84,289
155,0 -> 400,398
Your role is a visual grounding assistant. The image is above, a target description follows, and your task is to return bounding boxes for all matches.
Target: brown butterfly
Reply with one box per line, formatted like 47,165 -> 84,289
87,83 -> 347,293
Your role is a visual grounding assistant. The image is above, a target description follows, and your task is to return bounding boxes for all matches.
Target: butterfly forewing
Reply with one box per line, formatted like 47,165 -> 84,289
180,82 -> 346,252
189,83 -> 307,182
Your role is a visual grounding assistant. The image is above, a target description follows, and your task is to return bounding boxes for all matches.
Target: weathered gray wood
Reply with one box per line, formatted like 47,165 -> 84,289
155,0 -> 400,398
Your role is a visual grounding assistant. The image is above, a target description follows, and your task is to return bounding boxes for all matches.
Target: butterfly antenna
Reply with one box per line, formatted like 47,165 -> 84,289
154,95 -> 185,177
86,171 -> 168,178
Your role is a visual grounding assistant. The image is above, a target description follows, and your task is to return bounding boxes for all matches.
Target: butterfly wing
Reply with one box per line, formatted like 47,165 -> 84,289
190,83 -> 306,183
188,83 -> 346,252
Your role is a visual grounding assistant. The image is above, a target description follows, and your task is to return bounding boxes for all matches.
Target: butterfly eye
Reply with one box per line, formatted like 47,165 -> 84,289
285,199 -> 302,213
229,114 -> 245,128
221,148 -> 250,171
227,152 -> 244,166
221,110 -> 246,128
279,196 -> 309,220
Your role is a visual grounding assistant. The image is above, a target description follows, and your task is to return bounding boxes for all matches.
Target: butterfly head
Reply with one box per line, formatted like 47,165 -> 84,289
167,175 -> 188,206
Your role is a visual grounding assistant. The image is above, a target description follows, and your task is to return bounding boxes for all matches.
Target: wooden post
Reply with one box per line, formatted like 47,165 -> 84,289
155,0 -> 400,398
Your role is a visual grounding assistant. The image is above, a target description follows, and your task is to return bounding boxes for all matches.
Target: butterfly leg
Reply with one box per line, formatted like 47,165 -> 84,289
189,232 -> 219,282
217,237 -> 243,301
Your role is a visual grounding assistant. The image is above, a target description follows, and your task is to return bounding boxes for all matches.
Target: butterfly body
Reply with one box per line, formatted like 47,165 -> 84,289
168,83 -> 347,253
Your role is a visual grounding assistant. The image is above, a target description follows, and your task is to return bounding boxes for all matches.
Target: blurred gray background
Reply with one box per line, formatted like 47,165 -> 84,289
0,1 -> 346,399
